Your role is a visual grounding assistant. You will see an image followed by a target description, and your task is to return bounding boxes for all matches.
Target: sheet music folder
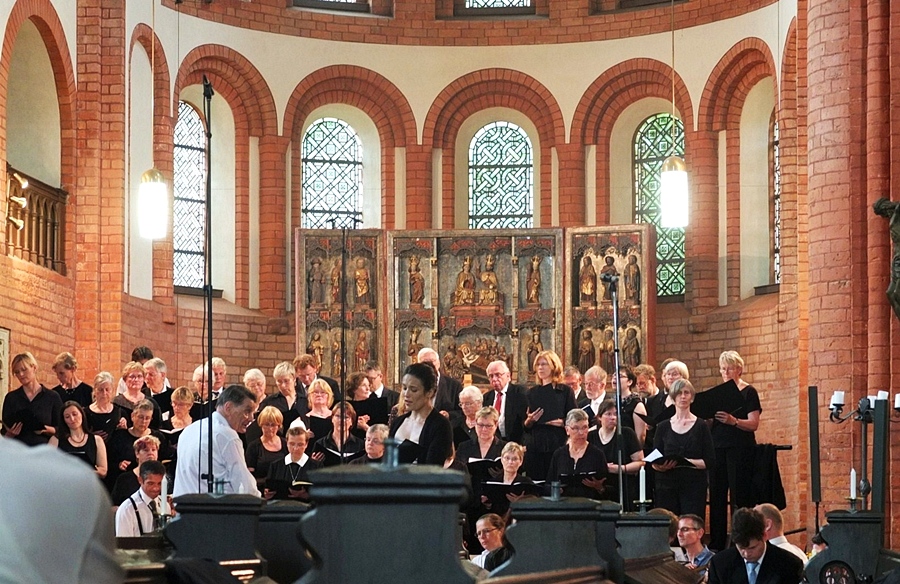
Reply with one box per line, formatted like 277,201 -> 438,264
690,379 -> 745,420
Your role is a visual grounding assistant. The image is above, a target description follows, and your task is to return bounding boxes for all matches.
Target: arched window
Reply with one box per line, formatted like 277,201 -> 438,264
302,118 -> 363,229
770,116 -> 781,285
468,121 -> 534,229
633,113 -> 685,297
173,101 -> 207,289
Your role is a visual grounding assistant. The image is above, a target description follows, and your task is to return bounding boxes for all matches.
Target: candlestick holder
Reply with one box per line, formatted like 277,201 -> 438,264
633,499 -> 652,514
845,497 -> 859,514
828,396 -> 876,511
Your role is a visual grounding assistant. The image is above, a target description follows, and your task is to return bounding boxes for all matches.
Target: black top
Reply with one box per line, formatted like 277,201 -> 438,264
654,418 -> 715,469
710,384 -> 762,448
105,428 -> 170,490
189,398 -> 217,421
86,404 -> 126,441
526,383 -> 576,453
619,393 -> 644,435
389,409 -> 453,465
113,390 -> 163,430
707,541 -> 803,584
643,391 -> 670,453
313,434 -> 365,467
148,389 -> 173,422
245,438 -> 288,479
456,437 -> 505,464
348,454 -> 383,465
590,426 -> 641,507
260,393 -> 309,432
265,456 -> 323,499
1,386 -> 62,446
548,443 -> 608,499
58,434 -> 99,469
110,471 -> 140,506
52,382 -> 93,408
451,417 -> 477,449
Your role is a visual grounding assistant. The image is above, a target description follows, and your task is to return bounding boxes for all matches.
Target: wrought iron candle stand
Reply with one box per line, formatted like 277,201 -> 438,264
828,395 -> 875,511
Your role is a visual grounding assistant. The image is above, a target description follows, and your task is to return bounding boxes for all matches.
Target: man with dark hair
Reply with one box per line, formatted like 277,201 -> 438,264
708,507 -> 804,584
676,514 -> 714,576
115,460 -> 166,537
174,384 -> 260,497
364,361 -> 399,410
294,353 -> 341,402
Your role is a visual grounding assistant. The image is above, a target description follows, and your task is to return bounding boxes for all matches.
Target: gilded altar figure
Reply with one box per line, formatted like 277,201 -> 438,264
577,329 -> 596,374
331,337 -> 342,378
477,254 -> 501,306
307,257 -> 326,306
526,329 -> 543,373
600,256 -> 619,301
526,255 -> 542,304
307,331 -> 325,370
599,329 -> 615,374
579,256 -> 597,305
452,256 -> 476,306
354,258 -> 372,307
407,328 -> 423,364
622,327 -> 641,367
354,330 -> 370,372
330,259 -> 343,306
623,255 -> 641,305
408,255 -> 425,306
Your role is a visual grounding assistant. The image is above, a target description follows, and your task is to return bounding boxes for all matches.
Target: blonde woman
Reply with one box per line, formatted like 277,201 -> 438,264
523,350 -> 576,480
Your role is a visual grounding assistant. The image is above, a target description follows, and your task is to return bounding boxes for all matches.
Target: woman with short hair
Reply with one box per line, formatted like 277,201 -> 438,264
589,399 -> 643,510
469,514 -> 514,571
456,407 -> 504,462
2,352 -> 62,446
245,405 -> 287,486
547,408 -> 608,499
453,385 -> 485,448
110,435 -> 161,506
51,352 -> 93,408
86,372 -> 127,442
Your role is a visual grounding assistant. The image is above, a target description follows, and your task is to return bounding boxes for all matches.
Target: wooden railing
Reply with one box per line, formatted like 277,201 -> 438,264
6,165 -> 67,275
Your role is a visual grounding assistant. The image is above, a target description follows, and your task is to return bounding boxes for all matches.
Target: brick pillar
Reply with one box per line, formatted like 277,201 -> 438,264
75,0 -> 127,372
556,142 -> 584,227
685,129 -> 719,317
404,143 -> 432,229
257,135 -> 289,314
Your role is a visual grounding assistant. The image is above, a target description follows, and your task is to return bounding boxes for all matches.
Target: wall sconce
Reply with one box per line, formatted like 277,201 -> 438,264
9,195 -> 26,209
11,172 -> 28,190
7,216 -> 23,230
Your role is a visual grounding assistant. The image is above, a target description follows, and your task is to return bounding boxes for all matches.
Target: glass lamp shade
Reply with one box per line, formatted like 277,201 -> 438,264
660,155 -> 688,228
139,167 -> 168,240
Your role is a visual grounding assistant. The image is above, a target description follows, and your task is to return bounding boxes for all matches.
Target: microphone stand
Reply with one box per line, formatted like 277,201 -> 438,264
331,216 -> 361,464
601,272 -> 625,510
202,75 -> 215,493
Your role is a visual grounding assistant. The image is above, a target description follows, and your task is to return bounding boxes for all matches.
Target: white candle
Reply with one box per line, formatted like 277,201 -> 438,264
850,468 -> 857,499
639,466 -> 646,502
876,390 -> 889,401
895,393 -> 900,409
160,475 -> 168,515
832,391 -> 845,407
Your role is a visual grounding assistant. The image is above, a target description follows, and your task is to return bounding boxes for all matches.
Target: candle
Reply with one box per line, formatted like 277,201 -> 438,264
895,393 -> 900,409
876,390 -> 889,401
639,466 -> 646,502
831,391 -> 845,408
160,475 -> 168,515
850,468 -> 857,499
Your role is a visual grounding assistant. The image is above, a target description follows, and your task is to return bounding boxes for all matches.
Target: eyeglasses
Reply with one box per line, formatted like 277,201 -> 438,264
476,527 -> 498,538
677,527 -> 699,533
126,374 -> 144,381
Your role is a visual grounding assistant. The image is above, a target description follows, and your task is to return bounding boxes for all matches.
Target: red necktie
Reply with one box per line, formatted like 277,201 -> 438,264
494,391 -> 503,413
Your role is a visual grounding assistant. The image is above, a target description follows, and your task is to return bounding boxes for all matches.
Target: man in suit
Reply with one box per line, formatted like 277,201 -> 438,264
482,359 -> 527,444
707,507 -> 804,584
417,347 -> 461,419
364,361 -> 399,410
294,353 -> 342,403
580,365 -> 608,423
564,366 -> 590,407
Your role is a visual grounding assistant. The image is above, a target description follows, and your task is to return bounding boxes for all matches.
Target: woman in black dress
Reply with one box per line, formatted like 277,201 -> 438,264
86,372 -> 127,442
610,365 -> 648,445
2,352 -> 62,446
49,401 -> 108,479
456,407 -> 505,462
389,362 -> 453,465
312,403 -> 365,466
548,409 -> 608,499
245,406 -> 287,488
589,399 -> 643,510
708,350 -> 762,550
652,379 -> 714,518
524,350 -> 576,481
106,399 -> 169,492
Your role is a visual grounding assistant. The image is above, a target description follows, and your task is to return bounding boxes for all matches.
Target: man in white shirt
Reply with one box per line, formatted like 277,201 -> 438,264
581,366 -> 608,423
174,384 -> 260,497
0,437 -> 124,584
116,460 -> 166,537
364,361 -> 399,410
755,503 -> 808,565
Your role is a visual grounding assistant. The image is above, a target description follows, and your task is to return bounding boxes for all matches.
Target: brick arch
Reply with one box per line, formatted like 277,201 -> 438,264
698,37 -> 776,131
175,45 -> 278,138
0,0 -> 77,182
571,58 -> 694,146
282,65 -> 416,149
129,24 -> 171,121
422,69 -> 565,150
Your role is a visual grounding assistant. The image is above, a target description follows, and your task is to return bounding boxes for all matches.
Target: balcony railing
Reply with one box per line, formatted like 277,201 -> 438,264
6,165 -> 67,275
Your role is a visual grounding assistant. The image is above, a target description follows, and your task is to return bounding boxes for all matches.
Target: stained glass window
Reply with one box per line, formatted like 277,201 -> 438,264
771,118 -> 781,284
301,118 -> 363,229
468,121 -> 534,229
633,113 -> 685,296
173,101 -> 207,289
465,0 -> 529,7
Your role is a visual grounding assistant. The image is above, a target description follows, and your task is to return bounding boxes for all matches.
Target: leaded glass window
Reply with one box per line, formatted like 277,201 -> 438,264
468,121 -> 534,229
302,118 -> 363,229
465,0 -> 529,7
771,118 -> 781,284
173,101 -> 207,289
633,113 -> 685,296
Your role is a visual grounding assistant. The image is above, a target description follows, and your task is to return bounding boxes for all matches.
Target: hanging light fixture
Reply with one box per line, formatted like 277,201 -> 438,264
660,0 -> 688,229
139,0 -> 167,239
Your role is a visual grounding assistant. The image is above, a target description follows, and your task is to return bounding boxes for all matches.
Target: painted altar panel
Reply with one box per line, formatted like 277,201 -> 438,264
387,229 -> 564,388
294,229 -> 384,381
564,225 -> 656,376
